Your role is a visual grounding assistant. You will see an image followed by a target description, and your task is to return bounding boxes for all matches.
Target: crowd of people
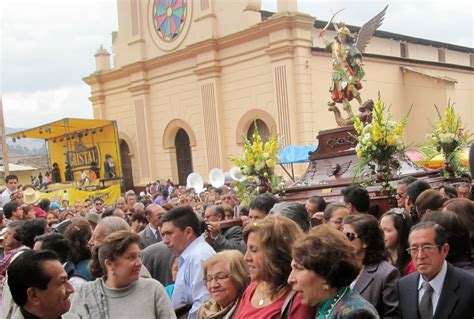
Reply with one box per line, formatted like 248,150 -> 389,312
0,172 -> 473,319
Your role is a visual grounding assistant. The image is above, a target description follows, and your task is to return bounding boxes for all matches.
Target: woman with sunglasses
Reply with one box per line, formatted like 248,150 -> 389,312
198,250 -> 250,319
342,214 -> 399,318
380,208 -> 415,276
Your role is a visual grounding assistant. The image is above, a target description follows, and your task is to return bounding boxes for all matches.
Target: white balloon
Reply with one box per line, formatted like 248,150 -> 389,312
209,168 -> 225,188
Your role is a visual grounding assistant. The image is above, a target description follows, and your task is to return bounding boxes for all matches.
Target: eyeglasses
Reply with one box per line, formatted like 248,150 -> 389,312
205,272 -> 231,283
396,192 -> 405,198
406,245 -> 440,255
344,232 -> 358,241
328,218 -> 343,225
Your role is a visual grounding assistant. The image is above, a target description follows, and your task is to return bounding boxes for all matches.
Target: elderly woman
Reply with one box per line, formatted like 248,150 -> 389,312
70,231 -> 176,318
288,226 -> 378,318
198,250 -> 250,318
234,215 -> 315,318
343,214 -> 399,318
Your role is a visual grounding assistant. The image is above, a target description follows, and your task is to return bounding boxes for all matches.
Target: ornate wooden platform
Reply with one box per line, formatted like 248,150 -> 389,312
281,126 -> 440,218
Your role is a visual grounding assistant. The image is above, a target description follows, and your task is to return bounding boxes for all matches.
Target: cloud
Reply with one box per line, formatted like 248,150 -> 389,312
3,85 -> 93,128
263,0 -> 473,47
1,0 -> 117,94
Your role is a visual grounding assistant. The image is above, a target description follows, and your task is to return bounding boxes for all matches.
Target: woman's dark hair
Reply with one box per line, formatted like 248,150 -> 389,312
343,214 -> 387,265
39,198 -> 51,212
443,198 -> 474,247
380,209 -> 413,274
64,219 -> 92,265
438,183 -> 458,199
243,215 -> 303,299
323,202 -> 349,221
98,231 -> 140,278
422,210 -> 472,264
130,212 -> 147,224
415,189 -> 446,218
293,225 -> 361,288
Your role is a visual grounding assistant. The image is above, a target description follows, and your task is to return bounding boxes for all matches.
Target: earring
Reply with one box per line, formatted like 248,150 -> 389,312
323,284 -> 330,290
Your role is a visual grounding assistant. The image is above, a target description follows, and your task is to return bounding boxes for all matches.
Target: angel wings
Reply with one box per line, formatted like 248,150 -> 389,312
354,5 -> 388,53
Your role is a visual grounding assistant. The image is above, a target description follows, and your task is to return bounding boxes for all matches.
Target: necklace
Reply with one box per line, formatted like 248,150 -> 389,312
317,287 -> 349,319
257,283 -> 266,306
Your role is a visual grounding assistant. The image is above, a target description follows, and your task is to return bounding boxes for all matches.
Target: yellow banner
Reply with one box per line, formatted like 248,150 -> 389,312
39,184 -> 121,206
48,122 -> 122,183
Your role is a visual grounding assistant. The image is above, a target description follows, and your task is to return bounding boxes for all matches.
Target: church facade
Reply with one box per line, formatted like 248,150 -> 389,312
84,0 -> 473,187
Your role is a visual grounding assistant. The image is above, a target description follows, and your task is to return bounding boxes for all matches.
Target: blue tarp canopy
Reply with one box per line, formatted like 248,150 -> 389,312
278,145 -> 317,164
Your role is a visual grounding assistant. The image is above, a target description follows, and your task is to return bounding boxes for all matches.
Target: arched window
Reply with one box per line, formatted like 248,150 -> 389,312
246,119 -> 270,143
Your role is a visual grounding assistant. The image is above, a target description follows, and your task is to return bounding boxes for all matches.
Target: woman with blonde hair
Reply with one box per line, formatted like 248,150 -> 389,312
198,250 -> 250,318
234,215 -> 315,318
70,231 -> 175,318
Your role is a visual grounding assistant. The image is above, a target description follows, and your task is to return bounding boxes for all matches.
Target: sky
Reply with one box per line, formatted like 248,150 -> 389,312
1,0 -> 472,129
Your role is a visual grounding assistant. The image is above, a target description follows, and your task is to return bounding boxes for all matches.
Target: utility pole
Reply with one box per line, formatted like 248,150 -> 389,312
0,96 -> 9,179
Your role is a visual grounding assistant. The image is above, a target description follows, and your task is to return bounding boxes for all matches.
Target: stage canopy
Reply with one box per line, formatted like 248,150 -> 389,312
7,118 -> 122,189
278,145 -> 317,164
7,118 -> 114,140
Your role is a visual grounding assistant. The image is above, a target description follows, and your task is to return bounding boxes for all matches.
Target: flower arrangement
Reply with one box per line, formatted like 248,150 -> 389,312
353,96 -> 410,190
229,123 -> 283,204
425,101 -> 471,176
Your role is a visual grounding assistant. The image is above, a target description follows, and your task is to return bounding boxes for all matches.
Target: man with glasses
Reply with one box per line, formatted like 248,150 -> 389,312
398,222 -> 474,319
138,204 -> 164,248
90,197 -> 104,215
203,205 -> 245,253
395,176 -> 417,210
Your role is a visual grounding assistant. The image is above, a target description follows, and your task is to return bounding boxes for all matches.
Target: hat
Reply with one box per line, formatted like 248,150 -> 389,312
23,187 -> 41,204
86,212 -> 101,225
50,202 -> 64,211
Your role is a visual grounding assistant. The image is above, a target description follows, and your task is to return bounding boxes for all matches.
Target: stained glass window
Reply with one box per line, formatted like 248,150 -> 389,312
152,0 -> 187,42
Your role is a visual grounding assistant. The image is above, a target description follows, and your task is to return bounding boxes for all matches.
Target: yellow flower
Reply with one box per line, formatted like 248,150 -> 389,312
266,159 -> 276,169
247,176 -> 255,182
387,135 -> 396,145
357,150 -> 363,158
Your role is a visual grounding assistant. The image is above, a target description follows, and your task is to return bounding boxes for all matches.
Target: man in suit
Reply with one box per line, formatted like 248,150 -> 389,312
203,205 -> 246,253
398,222 -> 474,319
138,204 -> 164,249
